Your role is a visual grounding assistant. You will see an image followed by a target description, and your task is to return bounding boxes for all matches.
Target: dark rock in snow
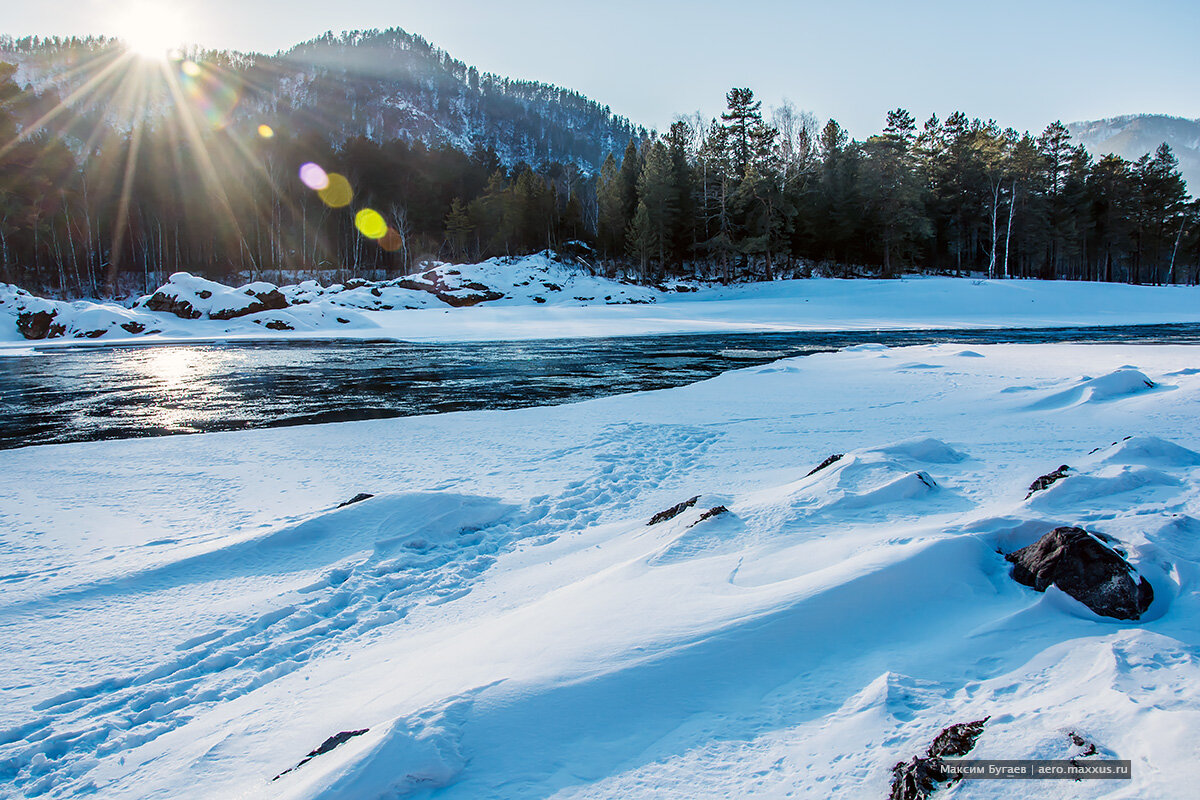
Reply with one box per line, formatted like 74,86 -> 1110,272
1068,731 -> 1098,757
210,288 -> 287,320
264,320 -> 294,331
338,493 -> 375,508
17,310 -> 65,339
806,453 -> 844,478
889,717 -> 989,800
1005,526 -> 1153,620
648,495 -> 700,525
687,506 -> 729,528
121,321 -> 146,334
928,718 -> 989,758
142,292 -> 203,319
273,728 -> 369,780
1026,465 -> 1070,498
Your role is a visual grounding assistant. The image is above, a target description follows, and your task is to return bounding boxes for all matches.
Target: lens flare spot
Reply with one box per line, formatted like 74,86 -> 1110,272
378,228 -> 404,252
355,209 -> 388,240
299,162 -> 329,191
258,124 -> 275,139
181,60 -> 202,77
318,174 -> 353,208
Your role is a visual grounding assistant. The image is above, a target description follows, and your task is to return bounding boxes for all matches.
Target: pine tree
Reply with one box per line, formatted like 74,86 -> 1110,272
626,140 -> 677,277
444,198 -> 472,261
720,88 -> 776,180
596,152 -> 625,259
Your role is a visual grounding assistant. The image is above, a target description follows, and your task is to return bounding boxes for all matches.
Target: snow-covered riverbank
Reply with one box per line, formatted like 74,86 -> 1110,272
4,254 -> 1200,349
3,342 -> 1199,798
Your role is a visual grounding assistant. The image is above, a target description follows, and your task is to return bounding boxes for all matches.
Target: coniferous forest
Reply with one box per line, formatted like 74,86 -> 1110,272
0,32 -> 1197,298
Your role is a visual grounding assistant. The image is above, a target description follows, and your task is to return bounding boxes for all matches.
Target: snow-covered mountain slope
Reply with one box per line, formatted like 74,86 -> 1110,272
2,343 -> 1200,797
1,28 -> 645,172
5,257 -> 1200,348
1069,114 -> 1200,191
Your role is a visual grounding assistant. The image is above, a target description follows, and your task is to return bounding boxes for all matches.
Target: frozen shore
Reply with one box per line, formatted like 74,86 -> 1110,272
4,254 -> 1200,350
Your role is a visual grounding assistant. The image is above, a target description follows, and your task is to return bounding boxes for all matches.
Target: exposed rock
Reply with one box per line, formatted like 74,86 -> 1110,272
120,321 -> 146,334
145,283 -> 289,320
263,320 -> 294,331
142,292 -> 203,319
338,493 -> 375,508
336,317 -> 350,324
1026,464 -> 1070,498
1068,731 -> 1097,757
687,506 -> 729,528
889,718 -> 989,800
209,288 -> 287,320
928,718 -> 989,758
438,288 -> 504,307
648,495 -> 700,526
273,728 -> 369,780
805,453 -> 844,477
1005,526 -> 1153,620
17,310 -> 65,339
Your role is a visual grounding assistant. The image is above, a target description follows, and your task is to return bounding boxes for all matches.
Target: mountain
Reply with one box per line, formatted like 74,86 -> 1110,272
0,28 -> 647,172
1068,114 -> 1200,191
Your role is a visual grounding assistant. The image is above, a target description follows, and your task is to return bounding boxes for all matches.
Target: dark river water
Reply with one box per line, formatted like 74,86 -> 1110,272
1,324 -> 1198,449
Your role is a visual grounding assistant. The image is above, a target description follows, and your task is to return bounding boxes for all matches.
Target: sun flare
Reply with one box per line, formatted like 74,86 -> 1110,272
116,2 -> 189,60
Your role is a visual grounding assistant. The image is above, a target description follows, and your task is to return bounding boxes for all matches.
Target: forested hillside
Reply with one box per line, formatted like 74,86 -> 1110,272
1070,114 -> 1200,192
0,31 -> 1196,297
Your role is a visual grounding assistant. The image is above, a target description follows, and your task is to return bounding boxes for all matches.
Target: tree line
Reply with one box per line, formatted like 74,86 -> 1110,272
0,53 -> 1196,297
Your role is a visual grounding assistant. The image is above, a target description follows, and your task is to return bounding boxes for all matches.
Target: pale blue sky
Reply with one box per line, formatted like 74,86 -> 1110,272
7,0 -> 1200,137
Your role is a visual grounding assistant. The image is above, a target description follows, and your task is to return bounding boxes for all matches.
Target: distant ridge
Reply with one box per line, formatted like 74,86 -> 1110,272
0,27 -> 648,172
1068,114 -> 1200,191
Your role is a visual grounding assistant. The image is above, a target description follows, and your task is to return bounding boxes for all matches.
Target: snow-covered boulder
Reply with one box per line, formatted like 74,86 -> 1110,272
1,283 -> 161,341
138,273 -> 290,320
1005,526 -> 1154,620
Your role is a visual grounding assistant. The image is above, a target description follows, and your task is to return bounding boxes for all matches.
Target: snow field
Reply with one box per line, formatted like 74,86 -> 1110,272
2,343 -> 1200,797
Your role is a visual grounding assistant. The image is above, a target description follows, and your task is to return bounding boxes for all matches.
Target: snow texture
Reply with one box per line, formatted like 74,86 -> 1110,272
3,343 -> 1200,798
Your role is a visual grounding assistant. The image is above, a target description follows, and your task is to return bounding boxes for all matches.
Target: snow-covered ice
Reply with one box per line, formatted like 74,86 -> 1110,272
2,342 -> 1200,798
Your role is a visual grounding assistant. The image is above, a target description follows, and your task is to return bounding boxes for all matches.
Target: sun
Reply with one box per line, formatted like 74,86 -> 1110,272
116,2 -> 189,61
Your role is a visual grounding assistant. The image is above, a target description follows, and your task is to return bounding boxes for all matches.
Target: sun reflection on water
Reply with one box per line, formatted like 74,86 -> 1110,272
135,346 -> 229,432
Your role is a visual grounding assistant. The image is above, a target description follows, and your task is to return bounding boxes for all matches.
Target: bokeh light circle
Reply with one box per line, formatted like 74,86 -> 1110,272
355,208 -> 388,240
318,174 -> 353,208
258,124 -> 275,139
378,228 -> 404,252
299,162 -> 330,191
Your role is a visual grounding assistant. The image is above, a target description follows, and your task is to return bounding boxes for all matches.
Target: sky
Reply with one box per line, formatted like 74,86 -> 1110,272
6,0 -> 1200,138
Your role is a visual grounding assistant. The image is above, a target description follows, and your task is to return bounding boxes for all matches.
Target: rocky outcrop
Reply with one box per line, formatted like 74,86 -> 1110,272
648,495 -> 700,525
396,270 -> 504,307
338,493 -> 375,508
141,291 -> 203,319
1005,526 -> 1153,620
806,453 -> 844,477
889,718 -> 989,800
272,728 -> 369,780
687,506 -> 728,527
142,281 -> 289,320
1025,464 -> 1070,498
16,310 -> 65,339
